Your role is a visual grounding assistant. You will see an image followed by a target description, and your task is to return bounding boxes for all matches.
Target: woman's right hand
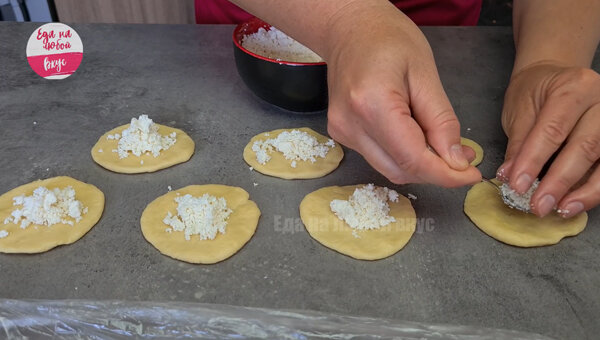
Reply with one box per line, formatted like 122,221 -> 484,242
323,1 -> 481,187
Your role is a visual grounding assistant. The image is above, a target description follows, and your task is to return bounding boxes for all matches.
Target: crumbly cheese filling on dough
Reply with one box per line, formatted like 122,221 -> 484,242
501,179 -> 540,211
330,184 -> 399,230
108,114 -> 176,159
3,186 -> 88,229
252,130 -> 335,168
163,193 -> 233,241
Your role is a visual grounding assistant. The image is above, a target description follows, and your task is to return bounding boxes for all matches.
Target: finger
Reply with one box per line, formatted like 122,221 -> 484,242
557,162 -> 600,218
462,145 -> 476,164
354,133 -> 421,184
531,105 -> 600,217
367,102 -> 481,187
508,92 -> 594,194
496,102 -> 537,182
327,107 -> 417,184
410,70 -> 469,171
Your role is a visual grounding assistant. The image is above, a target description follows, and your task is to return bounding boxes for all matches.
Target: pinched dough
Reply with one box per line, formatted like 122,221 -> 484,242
464,179 -> 587,247
461,137 -> 483,166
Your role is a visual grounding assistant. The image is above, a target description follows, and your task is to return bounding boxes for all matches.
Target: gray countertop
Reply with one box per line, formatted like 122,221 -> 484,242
0,22 -> 599,340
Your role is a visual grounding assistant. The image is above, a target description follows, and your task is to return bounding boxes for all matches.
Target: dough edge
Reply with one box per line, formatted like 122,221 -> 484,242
243,127 -> 344,179
91,123 -> 195,174
0,176 -> 105,253
464,179 -> 587,247
300,184 -> 416,260
141,184 -> 261,264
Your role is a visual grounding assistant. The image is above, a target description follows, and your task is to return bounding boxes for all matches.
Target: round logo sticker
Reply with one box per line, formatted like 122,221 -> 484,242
26,23 -> 83,80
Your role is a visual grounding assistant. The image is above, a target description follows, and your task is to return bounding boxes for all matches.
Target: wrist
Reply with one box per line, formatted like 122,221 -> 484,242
322,0 -> 417,62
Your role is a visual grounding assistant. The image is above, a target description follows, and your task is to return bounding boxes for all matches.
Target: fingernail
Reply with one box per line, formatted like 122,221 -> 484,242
537,194 -> 555,217
496,166 -> 508,182
559,202 -> 584,218
515,173 -> 532,194
450,144 -> 469,168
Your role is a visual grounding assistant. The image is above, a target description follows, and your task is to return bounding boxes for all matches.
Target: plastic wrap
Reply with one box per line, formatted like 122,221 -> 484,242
0,299 -> 555,339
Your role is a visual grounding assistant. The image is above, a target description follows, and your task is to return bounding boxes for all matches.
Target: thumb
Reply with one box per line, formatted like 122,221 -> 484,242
410,71 -> 469,171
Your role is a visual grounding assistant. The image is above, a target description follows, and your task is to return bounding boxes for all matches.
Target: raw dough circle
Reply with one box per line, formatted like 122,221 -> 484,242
0,176 -> 105,253
464,179 -> 588,247
461,137 -> 484,166
243,127 -> 344,179
141,184 -> 261,264
91,123 -> 195,174
300,185 -> 416,260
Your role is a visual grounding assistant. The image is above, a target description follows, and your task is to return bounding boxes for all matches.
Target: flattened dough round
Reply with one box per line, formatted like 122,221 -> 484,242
0,176 -> 105,253
464,179 -> 587,247
300,185 -> 416,260
141,184 -> 261,264
91,123 -> 195,174
243,127 -> 344,179
461,137 -> 484,166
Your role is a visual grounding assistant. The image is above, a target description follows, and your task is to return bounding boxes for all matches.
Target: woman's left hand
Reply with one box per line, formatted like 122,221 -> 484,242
498,61 -> 600,218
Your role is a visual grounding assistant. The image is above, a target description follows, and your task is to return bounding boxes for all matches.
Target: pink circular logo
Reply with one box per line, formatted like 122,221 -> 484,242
26,23 -> 83,80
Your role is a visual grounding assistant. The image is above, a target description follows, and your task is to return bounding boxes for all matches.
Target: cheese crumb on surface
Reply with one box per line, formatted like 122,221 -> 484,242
501,179 -> 540,212
330,184 -> 399,230
249,166 -> 254,171
0,230 -> 8,238
351,230 -> 360,239
253,182 -> 258,187
252,130 -> 335,167
98,149 -> 103,153
4,186 -> 87,229
163,193 -> 233,241
167,185 -> 172,191
407,193 -> 417,200
111,115 -> 176,159
140,160 -> 144,165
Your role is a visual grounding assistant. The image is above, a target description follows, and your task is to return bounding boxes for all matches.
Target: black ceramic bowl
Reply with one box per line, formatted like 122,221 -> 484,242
233,18 -> 328,112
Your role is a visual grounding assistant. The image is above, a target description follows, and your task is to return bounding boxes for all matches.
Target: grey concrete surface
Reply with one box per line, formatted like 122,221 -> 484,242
0,23 -> 599,340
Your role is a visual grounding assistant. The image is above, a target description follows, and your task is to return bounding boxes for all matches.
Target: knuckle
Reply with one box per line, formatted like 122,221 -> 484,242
573,68 -> 599,85
431,109 -> 460,131
553,175 -> 576,193
540,120 -> 568,147
394,154 -> 419,174
578,135 -> 600,163
348,88 -> 374,120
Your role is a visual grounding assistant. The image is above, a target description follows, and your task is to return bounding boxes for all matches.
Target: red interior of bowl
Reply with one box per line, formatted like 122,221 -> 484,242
233,17 -> 326,66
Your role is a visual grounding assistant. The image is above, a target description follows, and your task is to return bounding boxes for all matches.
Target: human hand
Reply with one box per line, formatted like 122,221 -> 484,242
323,2 -> 481,187
497,61 -> 600,217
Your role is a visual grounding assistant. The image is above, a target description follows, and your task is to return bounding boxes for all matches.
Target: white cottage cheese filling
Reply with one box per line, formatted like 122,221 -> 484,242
252,130 -> 335,168
163,193 -> 233,241
108,115 -> 176,159
3,186 -> 88,229
330,184 -> 399,230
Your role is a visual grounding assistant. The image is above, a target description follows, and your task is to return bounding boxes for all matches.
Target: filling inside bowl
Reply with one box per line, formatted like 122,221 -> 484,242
241,26 -> 323,63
